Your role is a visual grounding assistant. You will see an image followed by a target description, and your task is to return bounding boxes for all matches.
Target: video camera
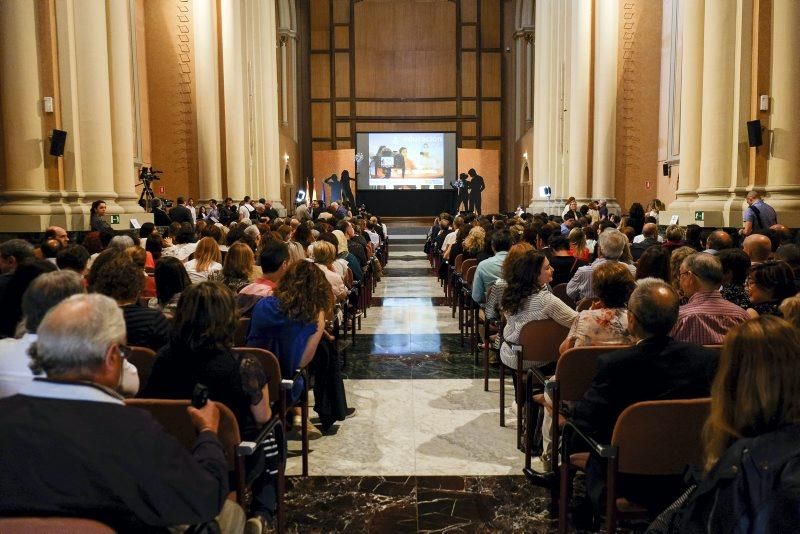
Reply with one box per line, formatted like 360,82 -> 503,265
139,166 -> 163,184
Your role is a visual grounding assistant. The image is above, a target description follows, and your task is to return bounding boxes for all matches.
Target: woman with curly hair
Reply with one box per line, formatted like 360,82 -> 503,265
184,236 -> 222,283
247,260 -> 344,434
208,241 -> 254,293
653,316 -> 800,531
500,251 -> 577,386
462,226 -> 488,262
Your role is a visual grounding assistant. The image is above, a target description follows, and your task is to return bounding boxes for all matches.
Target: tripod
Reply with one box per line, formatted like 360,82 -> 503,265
137,179 -> 156,213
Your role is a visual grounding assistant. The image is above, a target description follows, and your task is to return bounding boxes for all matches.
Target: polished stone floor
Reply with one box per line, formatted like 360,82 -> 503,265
283,226 -> 554,531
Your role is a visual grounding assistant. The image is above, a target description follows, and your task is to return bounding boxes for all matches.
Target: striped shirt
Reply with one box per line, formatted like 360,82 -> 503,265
671,290 -> 750,345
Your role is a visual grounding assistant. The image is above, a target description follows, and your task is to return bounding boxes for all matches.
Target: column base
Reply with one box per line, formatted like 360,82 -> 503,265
763,189 -> 800,227
665,193 -> 746,228
0,199 -> 153,233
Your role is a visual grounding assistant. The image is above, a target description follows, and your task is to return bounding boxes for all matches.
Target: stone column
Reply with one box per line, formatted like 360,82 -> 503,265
591,0 -> 619,212
72,0 -> 117,202
530,0 -> 553,213
193,0 -> 223,201
258,0 -> 282,202
0,0 -> 51,226
668,0 -> 704,221
221,0 -> 246,200
567,0 -> 592,201
694,0 -> 738,226
765,0 -> 800,225
106,0 -> 141,212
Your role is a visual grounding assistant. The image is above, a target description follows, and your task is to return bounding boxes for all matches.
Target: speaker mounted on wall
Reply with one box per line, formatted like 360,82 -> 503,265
746,120 -> 763,148
49,129 -> 67,157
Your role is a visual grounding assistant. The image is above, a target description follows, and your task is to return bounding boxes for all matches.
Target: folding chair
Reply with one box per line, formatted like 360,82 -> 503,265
501,319 -> 569,447
127,345 -> 156,394
551,283 -> 576,309
558,398 -> 711,533
234,317 -> 251,347
459,265 -> 478,347
0,518 -> 114,533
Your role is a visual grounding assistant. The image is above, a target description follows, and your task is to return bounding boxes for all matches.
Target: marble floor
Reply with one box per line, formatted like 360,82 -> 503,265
282,226 -> 559,532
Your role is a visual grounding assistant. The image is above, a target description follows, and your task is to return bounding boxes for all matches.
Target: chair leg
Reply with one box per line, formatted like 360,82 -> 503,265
459,294 -> 465,346
558,464 -> 570,534
499,364 -> 505,427
302,386 -> 309,477
524,376 -> 533,470
606,457 -> 618,533
483,321 -> 490,392
516,369 -> 523,449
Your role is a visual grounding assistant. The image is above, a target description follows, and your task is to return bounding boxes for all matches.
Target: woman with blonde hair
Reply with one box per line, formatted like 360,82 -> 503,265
184,236 -> 222,283
779,295 -> 800,329
208,241 -> 254,293
462,226 -> 488,262
652,316 -> 800,531
286,240 -> 306,264
568,227 -> 590,262
309,240 -> 348,301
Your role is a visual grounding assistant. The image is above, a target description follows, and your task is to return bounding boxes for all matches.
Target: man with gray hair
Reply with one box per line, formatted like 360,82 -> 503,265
566,229 -> 636,300
0,271 -> 138,398
671,253 -> 749,345
741,190 -> 777,236
0,239 -> 36,300
570,278 -> 718,515
0,294 -> 242,531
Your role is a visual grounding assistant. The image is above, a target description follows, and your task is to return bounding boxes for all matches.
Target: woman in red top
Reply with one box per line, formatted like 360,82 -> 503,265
568,228 -> 591,262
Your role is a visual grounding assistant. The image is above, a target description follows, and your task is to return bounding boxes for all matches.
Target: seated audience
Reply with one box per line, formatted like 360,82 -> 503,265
742,233 -> 772,265
717,248 -> 751,309
484,242 -> 534,323
309,241 -> 348,301
631,223 -> 661,261
472,230 -> 513,303
499,251 -> 577,382
0,239 -> 36,300
125,246 -> 156,298
683,224 -> 703,250
92,252 -> 170,351
635,245 -> 671,282
703,229 -> 733,255
775,243 -> 800,290
161,226 -> 198,261
148,256 -> 191,318
779,295 -> 800,329
746,260 -> 797,317
548,236 -> 587,286
0,260 -> 57,339
56,244 -> 90,275
462,226 -> 488,262
671,253 -> 749,345
184,236 -> 223,283
669,246 -> 697,304
653,316 -> 800,531
570,279 -> 719,516
568,228 -> 590,262
333,229 -> 362,281
208,241 -> 254,293
0,271 -> 132,398
559,261 -> 636,353
662,225 -> 686,253
567,229 -> 636,301
0,294 -> 241,532
632,221 -> 663,244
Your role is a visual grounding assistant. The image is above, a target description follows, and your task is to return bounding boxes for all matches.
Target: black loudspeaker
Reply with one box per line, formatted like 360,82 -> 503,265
662,163 -> 670,176
49,129 -> 67,157
747,120 -> 763,148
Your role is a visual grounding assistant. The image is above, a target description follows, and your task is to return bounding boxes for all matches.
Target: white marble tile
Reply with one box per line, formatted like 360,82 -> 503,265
385,259 -> 434,269
287,379 -> 522,476
358,305 -> 460,334
373,277 -> 443,298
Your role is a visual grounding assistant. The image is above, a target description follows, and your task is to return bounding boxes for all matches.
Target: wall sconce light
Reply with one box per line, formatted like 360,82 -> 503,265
284,153 -> 290,163
522,152 -> 528,160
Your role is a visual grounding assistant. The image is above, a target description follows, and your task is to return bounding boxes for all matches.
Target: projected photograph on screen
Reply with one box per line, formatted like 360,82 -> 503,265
355,132 -> 455,190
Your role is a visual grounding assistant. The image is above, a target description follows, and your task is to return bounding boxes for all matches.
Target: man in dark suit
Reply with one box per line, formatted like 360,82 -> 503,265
169,196 -> 193,225
631,222 -> 661,260
467,168 -> 485,215
262,199 -> 280,222
150,198 -> 171,226
569,279 -> 718,516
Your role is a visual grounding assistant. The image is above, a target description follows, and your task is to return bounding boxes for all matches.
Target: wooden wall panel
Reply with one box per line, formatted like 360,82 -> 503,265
311,103 -> 332,137
355,101 -> 458,117
462,121 -> 477,137
462,100 -> 477,116
481,53 -> 501,98
310,55 -> 331,99
461,52 -> 477,97
462,26 -> 477,49
333,0 -> 350,23
334,26 -> 349,48
335,101 -> 351,117
334,53 -> 350,98
356,122 -> 457,132
310,0 -> 330,49
480,0 -> 501,48
482,101 -> 501,137
461,0 -> 477,23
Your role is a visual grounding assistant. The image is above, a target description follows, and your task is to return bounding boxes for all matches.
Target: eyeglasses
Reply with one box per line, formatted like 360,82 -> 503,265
117,344 -> 132,360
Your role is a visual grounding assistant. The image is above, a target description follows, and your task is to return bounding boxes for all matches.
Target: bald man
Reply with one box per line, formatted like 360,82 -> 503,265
44,226 -> 69,247
570,278 -> 719,515
743,233 -> 772,265
704,230 -> 733,254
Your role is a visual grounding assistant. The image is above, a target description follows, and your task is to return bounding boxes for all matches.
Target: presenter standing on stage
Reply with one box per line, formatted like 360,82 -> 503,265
324,174 -> 343,202
340,170 -> 355,205
451,173 -> 469,213
467,168 -> 485,215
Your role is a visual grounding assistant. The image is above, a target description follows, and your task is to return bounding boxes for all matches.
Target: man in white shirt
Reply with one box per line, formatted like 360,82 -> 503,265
238,196 -> 255,221
187,198 -> 197,223
0,271 -> 138,398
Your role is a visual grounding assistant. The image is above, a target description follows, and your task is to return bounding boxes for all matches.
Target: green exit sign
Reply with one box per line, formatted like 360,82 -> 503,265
694,211 -> 704,222
110,214 -> 120,225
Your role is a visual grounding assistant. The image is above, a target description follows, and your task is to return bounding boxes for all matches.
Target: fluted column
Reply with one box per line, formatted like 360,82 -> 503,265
765,0 -> 800,224
591,0 -> 618,208
72,0 -> 117,202
221,0 -> 246,200
193,0 -> 223,201
530,0 -> 553,213
567,0 -> 592,200
669,0 -> 705,218
694,0 -> 738,225
0,0 -> 50,216
258,0 -> 282,201
106,0 -> 140,211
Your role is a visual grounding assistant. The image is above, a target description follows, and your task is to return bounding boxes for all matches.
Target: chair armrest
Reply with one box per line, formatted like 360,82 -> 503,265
237,417 -> 283,456
561,420 -> 617,459
280,368 -> 306,390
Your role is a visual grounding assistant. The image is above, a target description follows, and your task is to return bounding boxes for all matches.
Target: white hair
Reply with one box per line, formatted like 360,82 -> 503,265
108,235 -> 134,250
243,225 -> 260,239
29,294 -> 125,377
598,229 -> 627,260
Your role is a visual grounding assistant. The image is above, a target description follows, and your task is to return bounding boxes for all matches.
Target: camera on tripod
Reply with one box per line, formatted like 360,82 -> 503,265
139,166 -> 162,184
